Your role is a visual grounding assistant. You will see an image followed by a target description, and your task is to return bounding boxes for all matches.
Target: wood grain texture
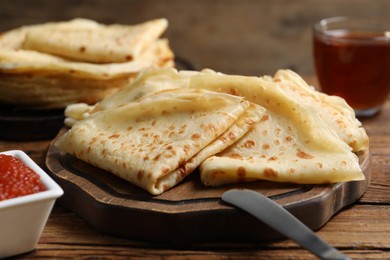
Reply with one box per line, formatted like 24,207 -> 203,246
18,205 -> 390,259
1,0 -> 389,76
0,80 -> 388,259
1,1 -> 390,258
44,128 -> 370,244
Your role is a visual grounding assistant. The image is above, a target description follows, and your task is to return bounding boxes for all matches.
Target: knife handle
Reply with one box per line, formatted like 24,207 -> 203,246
222,189 -> 351,260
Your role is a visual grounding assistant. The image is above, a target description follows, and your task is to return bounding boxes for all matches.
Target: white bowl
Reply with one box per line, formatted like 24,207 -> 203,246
0,150 -> 63,258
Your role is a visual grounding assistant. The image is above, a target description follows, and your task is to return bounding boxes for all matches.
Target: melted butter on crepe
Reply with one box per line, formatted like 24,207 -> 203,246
56,88 -> 265,195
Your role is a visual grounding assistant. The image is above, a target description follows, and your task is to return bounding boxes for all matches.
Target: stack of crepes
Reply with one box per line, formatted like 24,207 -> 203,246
0,18 -> 174,109
56,68 -> 369,195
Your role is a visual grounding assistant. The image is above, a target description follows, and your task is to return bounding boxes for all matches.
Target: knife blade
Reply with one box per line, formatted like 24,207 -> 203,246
222,189 -> 351,260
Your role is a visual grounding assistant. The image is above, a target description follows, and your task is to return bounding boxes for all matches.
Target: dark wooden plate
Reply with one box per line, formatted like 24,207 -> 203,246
0,57 -> 192,141
46,128 -> 370,244
0,105 -> 64,141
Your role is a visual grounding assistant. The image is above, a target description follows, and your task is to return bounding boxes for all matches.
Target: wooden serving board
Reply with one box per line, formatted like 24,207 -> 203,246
46,129 -> 370,244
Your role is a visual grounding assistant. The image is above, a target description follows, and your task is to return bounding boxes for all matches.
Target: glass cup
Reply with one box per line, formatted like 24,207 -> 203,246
313,16 -> 390,117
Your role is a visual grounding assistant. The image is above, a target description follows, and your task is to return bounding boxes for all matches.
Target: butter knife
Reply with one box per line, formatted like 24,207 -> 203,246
222,189 -> 351,260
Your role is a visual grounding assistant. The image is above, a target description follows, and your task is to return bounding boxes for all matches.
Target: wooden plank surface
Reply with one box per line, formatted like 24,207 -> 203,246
0,95 -> 388,259
44,129 -> 370,243
1,1 -> 390,258
9,205 -> 390,259
1,0 -> 390,77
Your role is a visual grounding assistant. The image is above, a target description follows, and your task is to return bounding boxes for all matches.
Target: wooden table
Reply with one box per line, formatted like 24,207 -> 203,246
1,82 -> 390,259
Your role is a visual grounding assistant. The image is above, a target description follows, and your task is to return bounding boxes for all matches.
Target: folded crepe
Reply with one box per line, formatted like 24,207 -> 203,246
187,69 -> 368,153
55,88 -> 265,195
63,68 -> 190,126
183,70 -> 367,185
270,70 -> 368,152
0,18 -> 174,108
61,68 -> 368,190
22,18 -> 168,63
200,107 -> 364,186
75,68 -> 368,152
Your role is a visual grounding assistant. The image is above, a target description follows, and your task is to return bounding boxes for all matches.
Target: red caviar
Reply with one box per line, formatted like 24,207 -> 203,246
0,154 -> 45,201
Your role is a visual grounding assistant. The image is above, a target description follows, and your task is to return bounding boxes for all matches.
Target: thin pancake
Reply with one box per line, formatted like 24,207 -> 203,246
61,68 -> 367,188
63,68 -> 188,125
55,88 -> 265,195
65,68 -> 368,152
270,70 -> 368,152
0,19 -> 174,108
185,69 -> 368,152
200,110 -> 364,186
184,71 -> 365,185
22,18 -> 168,63
187,71 -> 357,151
0,39 -> 173,80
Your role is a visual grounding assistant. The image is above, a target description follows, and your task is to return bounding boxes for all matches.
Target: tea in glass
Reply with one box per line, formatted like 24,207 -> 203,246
313,17 -> 390,117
